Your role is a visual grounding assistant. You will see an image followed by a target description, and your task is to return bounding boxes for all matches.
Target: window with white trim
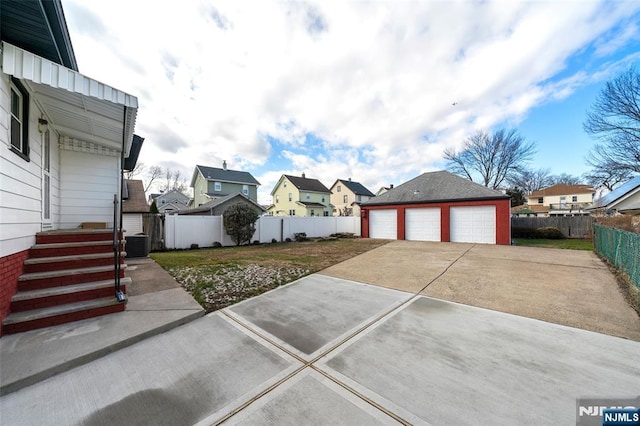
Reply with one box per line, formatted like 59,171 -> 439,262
572,196 -> 577,202
242,185 -> 249,196
343,195 -> 348,203
10,78 -> 30,161
214,181 -> 221,191
289,209 -> 295,216
288,193 -> 292,202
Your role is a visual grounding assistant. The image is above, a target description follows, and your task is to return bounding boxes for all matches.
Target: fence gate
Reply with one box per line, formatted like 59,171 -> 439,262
143,214 -> 165,251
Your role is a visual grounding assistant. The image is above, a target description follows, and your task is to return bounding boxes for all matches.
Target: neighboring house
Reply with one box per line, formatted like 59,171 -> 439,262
526,184 -> 594,216
511,204 -> 549,217
587,176 -> 640,216
0,0 -> 141,334
122,179 -> 150,236
268,174 -> 332,217
190,162 -> 260,207
149,190 -> 190,213
361,171 -> 511,245
376,185 -> 394,196
180,193 -> 265,216
330,178 -> 375,217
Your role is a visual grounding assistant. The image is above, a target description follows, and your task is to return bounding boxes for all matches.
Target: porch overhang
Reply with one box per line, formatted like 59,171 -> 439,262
2,41 -> 138,156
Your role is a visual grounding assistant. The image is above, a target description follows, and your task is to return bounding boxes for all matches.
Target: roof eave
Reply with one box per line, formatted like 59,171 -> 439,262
363,196 -> 510,207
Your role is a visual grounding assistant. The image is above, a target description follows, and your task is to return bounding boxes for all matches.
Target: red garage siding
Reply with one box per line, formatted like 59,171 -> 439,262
362,199 -> 511,245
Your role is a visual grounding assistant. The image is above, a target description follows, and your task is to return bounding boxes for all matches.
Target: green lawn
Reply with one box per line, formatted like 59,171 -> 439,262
513,238 -> 593,250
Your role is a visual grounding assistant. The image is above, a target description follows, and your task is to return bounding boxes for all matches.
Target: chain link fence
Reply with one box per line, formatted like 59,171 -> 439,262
593,224 -> 640,289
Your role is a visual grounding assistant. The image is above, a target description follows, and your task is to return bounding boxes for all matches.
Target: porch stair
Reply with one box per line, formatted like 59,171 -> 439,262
2,230 -> 128,335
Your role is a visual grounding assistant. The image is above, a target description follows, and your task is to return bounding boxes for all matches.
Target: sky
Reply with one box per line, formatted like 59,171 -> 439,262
62,0 -> 640,204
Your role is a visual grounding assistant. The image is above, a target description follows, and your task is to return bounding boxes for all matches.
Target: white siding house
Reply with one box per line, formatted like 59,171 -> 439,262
0,0 -> 141,330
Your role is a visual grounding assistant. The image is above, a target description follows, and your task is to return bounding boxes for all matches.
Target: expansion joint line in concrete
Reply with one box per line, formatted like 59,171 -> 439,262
219,306 -> 415,425
417,244 -> 475,293
217,252 -> 481,426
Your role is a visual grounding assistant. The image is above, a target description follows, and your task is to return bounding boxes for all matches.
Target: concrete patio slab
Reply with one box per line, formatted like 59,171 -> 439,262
215,369 -> 398,426
227,274 -> 412,360
318,297 -> 640,426
0,314 -> 302,426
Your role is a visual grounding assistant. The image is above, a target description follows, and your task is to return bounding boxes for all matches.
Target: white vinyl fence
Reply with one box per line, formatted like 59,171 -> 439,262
164,215 -> 361,249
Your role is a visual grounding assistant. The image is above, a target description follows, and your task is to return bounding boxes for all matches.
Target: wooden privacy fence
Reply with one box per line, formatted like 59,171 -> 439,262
163,215 -> 361,250
511,216 -> 594,239
142,214 -> 165,251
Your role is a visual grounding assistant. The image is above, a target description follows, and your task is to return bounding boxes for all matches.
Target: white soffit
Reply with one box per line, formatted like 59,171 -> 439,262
2,42 -> 138,155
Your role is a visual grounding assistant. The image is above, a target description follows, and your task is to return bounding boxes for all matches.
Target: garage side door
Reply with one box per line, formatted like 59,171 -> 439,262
405,208 -> 441,241
450,206 -> 496,244
369,209 -> 397,239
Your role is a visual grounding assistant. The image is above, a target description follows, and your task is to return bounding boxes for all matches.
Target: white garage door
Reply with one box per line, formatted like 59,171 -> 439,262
450,206 -> 496,244
405,208 -> 441,241
369,209 -> 397,239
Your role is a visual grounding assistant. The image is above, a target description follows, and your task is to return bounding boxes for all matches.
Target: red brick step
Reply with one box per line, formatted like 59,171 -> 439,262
18,265 -> 127,291
2,298 -> 126,335
10,278 -> 130,312
23,252 -> 126,273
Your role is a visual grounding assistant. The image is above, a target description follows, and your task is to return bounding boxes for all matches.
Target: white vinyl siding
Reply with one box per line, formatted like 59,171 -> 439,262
405,208 -> 441,241
1,74 -> 61,257
369,209 -> 397,239
59,150 -> 119,229
450,206 -> 496,244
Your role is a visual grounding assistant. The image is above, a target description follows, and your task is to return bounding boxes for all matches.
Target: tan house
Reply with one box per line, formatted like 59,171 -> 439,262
267,174 -> 332,217
330,178 -> 375,217
190,162 -> 260,207
525,184 -> 595,216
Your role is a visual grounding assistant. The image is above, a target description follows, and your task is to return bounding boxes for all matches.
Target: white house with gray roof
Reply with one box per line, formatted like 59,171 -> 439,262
190,162 -> 260,207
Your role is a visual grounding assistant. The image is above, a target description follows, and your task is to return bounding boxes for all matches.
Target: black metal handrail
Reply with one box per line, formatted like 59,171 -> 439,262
113,194 -> 125,302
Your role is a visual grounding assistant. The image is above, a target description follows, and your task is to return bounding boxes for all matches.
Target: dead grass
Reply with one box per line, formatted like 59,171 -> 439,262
151,238 -> 389,311
594,216 -> 640,233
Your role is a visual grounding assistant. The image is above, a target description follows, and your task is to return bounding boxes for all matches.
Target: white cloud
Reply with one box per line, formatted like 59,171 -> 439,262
63,0 -> 640,197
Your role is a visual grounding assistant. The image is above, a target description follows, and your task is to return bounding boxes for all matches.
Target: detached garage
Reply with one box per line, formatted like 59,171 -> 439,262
361,171 -> 511,245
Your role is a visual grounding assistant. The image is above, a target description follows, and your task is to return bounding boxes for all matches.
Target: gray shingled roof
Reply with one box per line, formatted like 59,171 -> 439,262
363,171 -> 508,206
196,165 -> 260,185
338,179 -> 375,197
285,175 -> 331,193
183,193 -> 265,214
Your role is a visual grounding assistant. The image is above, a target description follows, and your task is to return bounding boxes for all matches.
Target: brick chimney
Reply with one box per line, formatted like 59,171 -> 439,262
302,172 -> 306,178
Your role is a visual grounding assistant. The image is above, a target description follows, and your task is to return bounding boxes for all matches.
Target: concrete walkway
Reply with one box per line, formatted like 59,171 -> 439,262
1,273 -> 638,425
0,258 -> 204,395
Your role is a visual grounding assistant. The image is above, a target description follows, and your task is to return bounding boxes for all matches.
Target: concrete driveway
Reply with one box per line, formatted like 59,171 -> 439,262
321,240 -> 640,341
2,270 -> 639,425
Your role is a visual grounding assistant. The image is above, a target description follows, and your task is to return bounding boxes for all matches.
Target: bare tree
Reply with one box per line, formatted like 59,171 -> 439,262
584,67 -> 640,188
159,168 -> 188,194
124,162 -> 145,180
583,165 -> 632,191
144,165 -> 163,193
549,173 -> 584,186
444,128 -> 536,189
508,168 -> 553,193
